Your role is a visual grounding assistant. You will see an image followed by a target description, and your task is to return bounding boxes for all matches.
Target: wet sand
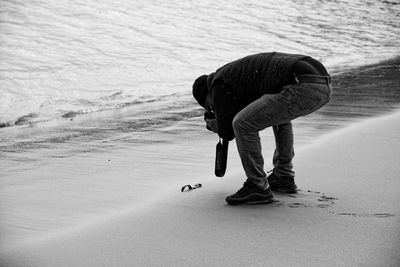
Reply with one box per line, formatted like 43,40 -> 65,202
2,107 -> 400,267
1,58 -> 400,266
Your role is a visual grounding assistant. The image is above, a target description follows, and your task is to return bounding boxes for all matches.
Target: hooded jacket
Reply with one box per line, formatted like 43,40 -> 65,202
208,52 -> 310,140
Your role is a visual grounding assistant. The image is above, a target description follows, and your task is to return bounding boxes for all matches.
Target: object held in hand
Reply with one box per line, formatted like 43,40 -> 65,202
205,118 -> 218,133
215,138 -> 229,177
204,111 -> 218,133
204,110 -> 216,120
181,183 -> 202,192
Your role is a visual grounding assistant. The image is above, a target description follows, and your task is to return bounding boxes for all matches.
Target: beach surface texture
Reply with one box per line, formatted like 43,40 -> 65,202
1,1 -> 400,266
2,110 -> 400,266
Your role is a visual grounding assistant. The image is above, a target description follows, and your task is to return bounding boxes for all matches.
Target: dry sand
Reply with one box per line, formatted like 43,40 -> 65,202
2,110 -> 400,266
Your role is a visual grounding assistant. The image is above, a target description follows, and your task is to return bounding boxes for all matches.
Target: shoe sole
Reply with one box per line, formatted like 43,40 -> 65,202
271,188 -> 298,194
226,193 -> 275,206
246,198 -> 277,205
270,185 -> 298,194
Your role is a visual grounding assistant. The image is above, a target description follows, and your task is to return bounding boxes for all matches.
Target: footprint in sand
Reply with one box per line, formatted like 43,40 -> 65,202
277,189 -> 338,209
277,190 -> 397,219
334,212 -> 396,218
317,195 -> 338,202
316,203 -> 331,208
373,213 -> 396,218
288,202 -> 308,208
306,190 -> 321,194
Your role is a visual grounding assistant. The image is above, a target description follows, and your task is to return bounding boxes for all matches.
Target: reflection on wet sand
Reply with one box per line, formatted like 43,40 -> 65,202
293,57 -> 400,143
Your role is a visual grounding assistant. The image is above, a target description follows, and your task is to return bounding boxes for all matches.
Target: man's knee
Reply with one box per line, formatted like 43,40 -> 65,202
232,114 -> 243,133
232,113 -> 251,134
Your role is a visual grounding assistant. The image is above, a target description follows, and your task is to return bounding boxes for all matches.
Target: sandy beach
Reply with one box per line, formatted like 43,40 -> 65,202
1,1 -> 400,266
1,58 -> 399,266
2,109 -> 400,266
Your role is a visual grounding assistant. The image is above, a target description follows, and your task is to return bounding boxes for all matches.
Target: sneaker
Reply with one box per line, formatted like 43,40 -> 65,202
267,171 -> 297,193
225,181 -> 274,205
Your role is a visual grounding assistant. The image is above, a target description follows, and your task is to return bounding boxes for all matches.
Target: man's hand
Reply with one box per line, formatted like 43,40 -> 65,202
205,118 -> 218,133
204,110 -> 218,133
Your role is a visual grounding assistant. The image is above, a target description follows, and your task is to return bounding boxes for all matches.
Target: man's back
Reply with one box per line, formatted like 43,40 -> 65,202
210,52 -> 308,106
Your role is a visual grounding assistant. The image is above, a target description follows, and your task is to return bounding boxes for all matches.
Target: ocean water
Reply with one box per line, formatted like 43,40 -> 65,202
1,0 -> 400,246
1,0 -> 400,124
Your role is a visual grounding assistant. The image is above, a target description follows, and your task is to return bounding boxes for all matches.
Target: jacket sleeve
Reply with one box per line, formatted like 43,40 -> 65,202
211,83 -> 235,141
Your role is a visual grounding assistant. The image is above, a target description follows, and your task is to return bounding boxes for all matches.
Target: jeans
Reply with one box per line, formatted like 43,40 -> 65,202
232,81 -> 332,187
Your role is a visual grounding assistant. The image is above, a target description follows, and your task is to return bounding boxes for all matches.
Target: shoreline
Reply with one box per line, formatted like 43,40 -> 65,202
1,56 -> 400,264
1,55 -> 400,251
1,56 -> 399,130
291,56 -> 400,140
2,109 -> 400,267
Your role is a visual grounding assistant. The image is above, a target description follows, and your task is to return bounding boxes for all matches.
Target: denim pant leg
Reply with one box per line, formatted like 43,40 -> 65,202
273,122 -> 295,178
232,82 -> 331,186
232,93 -> 293,186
